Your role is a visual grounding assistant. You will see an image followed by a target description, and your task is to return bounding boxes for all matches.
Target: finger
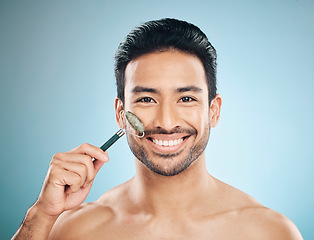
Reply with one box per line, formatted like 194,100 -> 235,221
50,167 -> 83,193
68,143 -> 109,163
52,153 -> 95,184
53,160 -> 88,188
93,151 -> 108,173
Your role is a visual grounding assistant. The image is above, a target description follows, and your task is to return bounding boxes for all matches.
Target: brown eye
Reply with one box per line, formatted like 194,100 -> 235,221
180,96 -> 195,102
137,97 -> 155,103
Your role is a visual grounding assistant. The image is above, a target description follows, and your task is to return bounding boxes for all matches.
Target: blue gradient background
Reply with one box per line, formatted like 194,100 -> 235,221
1,0 -> 313,239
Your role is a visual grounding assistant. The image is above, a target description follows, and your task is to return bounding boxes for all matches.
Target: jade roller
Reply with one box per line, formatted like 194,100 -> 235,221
100,111 -> 145,151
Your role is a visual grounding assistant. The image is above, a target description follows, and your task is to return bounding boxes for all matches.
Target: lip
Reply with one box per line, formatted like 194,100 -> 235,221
145,133 -> 190,154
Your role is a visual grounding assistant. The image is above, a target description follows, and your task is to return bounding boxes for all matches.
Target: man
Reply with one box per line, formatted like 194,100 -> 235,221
12,18 -> 303,239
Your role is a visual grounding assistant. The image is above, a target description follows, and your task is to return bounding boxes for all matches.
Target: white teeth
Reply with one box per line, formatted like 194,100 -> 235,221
152,138 -> 183,147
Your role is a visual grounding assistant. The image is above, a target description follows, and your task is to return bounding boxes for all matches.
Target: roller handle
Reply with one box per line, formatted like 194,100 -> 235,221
100,129 -> 125,151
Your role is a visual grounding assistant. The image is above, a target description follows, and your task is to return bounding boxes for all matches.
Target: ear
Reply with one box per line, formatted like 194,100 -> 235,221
115,97 -> 125,129
209,94 -> 222,128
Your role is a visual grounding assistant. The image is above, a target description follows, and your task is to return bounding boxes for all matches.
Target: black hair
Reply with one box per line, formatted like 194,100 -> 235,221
114,18 -> 217,103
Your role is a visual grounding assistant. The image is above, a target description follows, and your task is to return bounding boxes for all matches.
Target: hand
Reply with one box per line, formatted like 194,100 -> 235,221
34,143 -> 109,218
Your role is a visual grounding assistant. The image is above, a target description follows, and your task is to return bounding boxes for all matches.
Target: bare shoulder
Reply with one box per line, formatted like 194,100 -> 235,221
213,179 -> 303,239
48,201 -> 114,239
48,184 -> 128,240
238,206 -> 303,240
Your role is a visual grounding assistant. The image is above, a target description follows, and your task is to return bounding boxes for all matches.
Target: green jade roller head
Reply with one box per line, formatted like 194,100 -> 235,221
100,111 -> 145,152
125,111 -> 145,135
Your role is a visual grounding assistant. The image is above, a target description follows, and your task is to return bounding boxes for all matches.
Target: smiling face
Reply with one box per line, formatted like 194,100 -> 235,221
116,50 -> 221,176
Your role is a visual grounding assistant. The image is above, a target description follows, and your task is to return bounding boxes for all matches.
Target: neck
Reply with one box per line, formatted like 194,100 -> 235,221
129,153 -> 217,217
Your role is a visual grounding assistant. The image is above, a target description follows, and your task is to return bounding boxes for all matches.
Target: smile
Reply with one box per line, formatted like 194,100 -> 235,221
152,138 -> 184,147
145,134 -> 191,154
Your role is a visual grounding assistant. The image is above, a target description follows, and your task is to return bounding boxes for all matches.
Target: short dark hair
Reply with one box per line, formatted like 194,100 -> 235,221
114,18 -> 217,103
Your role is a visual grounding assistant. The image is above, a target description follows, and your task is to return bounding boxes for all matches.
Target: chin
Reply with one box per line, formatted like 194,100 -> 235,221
135,147 -> 197,177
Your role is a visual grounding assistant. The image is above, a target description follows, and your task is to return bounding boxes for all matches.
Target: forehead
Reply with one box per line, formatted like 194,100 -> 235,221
124,50 -> 207,93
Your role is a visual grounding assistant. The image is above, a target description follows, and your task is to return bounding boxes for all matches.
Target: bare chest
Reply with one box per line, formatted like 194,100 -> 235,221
82,216 -> 250,240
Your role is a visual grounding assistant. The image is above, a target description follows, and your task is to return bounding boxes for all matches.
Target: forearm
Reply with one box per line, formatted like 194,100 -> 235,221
11,204 -> 59,240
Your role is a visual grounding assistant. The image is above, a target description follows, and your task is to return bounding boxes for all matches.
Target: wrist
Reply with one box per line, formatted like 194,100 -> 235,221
11,204 -> 60,240
27,203 -> 59,228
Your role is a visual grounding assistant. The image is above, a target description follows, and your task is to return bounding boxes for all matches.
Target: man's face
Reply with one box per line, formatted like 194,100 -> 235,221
121,50 -> 213,176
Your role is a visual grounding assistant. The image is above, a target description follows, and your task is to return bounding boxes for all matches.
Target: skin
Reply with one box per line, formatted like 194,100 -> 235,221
12,51 -> 303,240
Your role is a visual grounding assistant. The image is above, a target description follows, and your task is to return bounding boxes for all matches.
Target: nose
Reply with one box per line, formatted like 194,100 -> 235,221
153,102 -> 181,131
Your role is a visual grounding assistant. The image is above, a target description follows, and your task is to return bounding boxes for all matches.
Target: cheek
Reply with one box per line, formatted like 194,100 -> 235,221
128,107 -> 156,128
181,107 -> 209,133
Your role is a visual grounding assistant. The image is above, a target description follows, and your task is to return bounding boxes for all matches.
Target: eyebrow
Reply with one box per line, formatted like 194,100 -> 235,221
132,86 -> 159,94
176,86 -> 203,93
131,85 -> 203,94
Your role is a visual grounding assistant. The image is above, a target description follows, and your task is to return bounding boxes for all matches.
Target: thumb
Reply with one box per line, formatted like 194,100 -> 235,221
93,151 -> 109,173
